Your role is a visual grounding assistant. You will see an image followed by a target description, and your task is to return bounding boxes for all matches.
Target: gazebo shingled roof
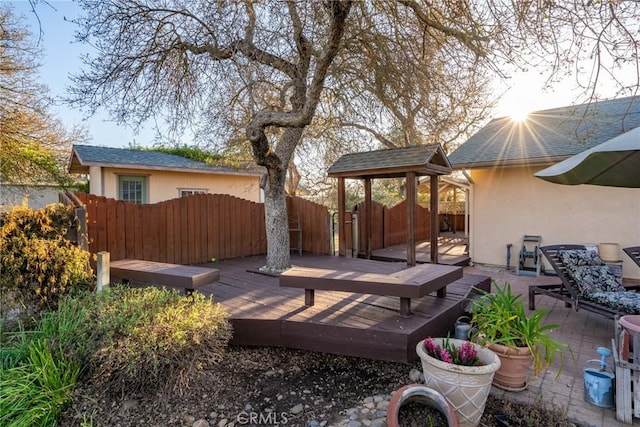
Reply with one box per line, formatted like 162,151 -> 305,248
328,144 -> 453,266
327,144 -> 452,178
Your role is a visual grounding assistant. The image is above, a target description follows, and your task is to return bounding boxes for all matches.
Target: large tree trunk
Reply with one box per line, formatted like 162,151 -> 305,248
255,127 -> 304,272
263,166 -> 290,272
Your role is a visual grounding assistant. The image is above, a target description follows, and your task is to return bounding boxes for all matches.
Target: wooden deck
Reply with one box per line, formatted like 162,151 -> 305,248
370,234 -> 470,266
192,254 -> 489,363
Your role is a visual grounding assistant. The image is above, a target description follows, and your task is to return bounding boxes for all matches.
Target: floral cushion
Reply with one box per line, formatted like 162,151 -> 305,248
567,265 -> 625,295
587,292 -> 640,315
558,249 -> 605,268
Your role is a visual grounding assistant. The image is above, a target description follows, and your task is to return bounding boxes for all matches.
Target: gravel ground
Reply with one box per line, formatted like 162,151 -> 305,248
58,346 -> 577,427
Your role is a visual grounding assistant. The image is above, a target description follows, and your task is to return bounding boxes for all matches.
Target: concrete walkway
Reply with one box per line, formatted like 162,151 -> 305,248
465,264 -> 637,427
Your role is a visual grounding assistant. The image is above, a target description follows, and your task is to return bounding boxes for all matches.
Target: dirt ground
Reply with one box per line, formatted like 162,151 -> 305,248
58,346 -> 577,427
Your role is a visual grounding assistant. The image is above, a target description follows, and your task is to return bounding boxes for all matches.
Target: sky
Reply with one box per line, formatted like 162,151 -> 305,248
5,0 -> 159,148
4,1 -> 631,149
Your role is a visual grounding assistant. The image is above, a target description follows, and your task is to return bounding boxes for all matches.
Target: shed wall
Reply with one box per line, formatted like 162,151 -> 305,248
91,167 -> 262,203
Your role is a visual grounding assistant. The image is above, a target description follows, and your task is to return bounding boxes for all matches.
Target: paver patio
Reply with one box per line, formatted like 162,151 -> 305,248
467,264 -> 635,427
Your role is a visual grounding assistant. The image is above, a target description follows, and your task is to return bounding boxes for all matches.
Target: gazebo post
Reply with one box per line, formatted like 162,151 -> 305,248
452,187 -> 457,233
364,177 -> 372,259
338,177 -> 346,257
406,171 -> 416,266
430,174 -> 439,264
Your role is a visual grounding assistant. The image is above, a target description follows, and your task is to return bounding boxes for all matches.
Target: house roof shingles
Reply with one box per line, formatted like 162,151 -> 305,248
327,144 -> 452,179
449,95 -> 640,169
69,145 -> 263,175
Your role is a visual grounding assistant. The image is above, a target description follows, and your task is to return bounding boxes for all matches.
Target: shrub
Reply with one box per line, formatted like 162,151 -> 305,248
0,204 -> 94,311
78,286 -> 232,395
0,301 -> 85,427
0,203 -> 76,240
0,285 -> 231,425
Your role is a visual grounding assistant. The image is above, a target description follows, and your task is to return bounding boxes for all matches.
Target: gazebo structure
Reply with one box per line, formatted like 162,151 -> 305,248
327,144 -> 453,266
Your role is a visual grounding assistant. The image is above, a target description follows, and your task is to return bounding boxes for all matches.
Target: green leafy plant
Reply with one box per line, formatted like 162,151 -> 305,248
0,204 -> 94,311
469,282 -> 571,377
1,285 -> 232,425
0,300 -> 86,427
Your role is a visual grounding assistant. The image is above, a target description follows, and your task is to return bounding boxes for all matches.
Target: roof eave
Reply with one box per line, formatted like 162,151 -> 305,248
68,148 -> 85,174
451,156 -> 570,170
430,145 -> 453,170
70,160 -> 263,176
328,164 -> 452,179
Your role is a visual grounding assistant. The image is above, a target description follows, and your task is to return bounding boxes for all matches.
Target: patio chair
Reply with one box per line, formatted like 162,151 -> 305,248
623,246 -> 640,268
529,244 -> 640,319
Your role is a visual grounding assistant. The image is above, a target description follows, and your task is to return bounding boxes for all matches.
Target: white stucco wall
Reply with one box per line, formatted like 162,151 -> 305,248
88,166 -> 103,196
468,166 -> 640,280
90,167 -> 262,203
0,185 -> 61,209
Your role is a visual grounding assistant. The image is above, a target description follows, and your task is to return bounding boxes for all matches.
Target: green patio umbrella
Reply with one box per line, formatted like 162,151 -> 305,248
534,127 -> 640,188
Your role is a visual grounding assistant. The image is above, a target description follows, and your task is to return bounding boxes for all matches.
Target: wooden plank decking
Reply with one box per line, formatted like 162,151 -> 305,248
370,234 -> 470,266
191,254 -> 489,363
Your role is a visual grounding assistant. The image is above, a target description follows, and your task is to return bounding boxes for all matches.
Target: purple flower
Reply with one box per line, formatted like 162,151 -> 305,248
439,348 -> 453,364
424,337 -> 438,354
422,336 -> 479,366
457,341 -> 479,365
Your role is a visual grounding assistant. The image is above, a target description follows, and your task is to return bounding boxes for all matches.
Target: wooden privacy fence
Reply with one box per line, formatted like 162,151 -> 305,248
58,191 -> 88,251
70,193 -> 330,265
353,200 -> 430,253
355,201 -> 385,251
384,200 -> 431,247
351,201 -> 467,254
286,196 -> 332,255
437,213 -> 465,233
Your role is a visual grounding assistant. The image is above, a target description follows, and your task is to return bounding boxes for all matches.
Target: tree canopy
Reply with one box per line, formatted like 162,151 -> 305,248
0,5 -> 83,189
68,0 -> 640,270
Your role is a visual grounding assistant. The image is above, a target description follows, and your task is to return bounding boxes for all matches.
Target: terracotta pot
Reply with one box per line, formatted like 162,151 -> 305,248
417,338 -> 501,427
387,384 -> 459,427
489,343 -> 533,391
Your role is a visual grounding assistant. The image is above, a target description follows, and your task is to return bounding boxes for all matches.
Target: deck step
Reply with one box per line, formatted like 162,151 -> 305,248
110,259 -> 219,293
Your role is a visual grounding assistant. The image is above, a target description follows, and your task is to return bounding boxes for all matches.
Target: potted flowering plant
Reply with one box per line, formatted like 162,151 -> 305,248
416,336 -> 500,427
423,337 -> 479,366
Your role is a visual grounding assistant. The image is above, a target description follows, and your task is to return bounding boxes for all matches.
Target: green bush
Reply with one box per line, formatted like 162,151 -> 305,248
78,286 -> 232,395
0,301 -> 85,427
0,204 -> 94,311
0,285 -> 232,424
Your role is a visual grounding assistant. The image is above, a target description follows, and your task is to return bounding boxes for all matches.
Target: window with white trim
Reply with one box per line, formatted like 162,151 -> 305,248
118,176 -> 147,204
179,189 -> 208,197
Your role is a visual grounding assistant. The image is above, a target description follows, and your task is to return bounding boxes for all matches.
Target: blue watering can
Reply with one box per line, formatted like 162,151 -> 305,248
583,347 -> 615,408
454,316 -> 475,340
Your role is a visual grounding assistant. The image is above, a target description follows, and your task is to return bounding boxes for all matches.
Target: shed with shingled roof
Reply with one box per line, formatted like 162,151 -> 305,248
69,145 -> 264,203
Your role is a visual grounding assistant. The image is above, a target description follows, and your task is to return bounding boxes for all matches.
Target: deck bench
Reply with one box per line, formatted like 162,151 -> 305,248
279,263 -> 463,316
110,259 -> 220,295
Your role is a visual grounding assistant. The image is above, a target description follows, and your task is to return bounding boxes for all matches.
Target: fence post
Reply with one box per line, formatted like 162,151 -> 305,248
75,207 -> 88,251
96,251 -> 110,292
